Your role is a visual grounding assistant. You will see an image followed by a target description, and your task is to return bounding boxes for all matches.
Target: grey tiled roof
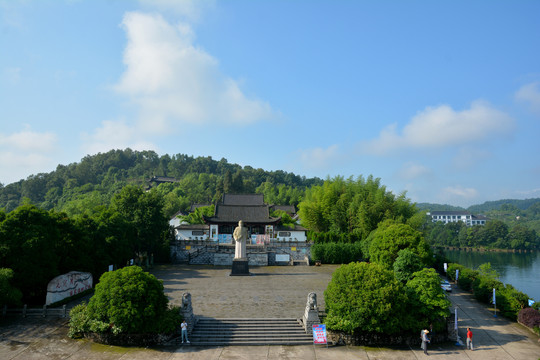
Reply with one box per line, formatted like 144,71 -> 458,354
206,204 -> 280,224
222,194 -> 264,206
149,176 -> 179,183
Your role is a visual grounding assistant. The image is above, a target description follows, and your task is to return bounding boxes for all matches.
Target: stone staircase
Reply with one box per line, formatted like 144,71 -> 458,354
186,317 -> 314,346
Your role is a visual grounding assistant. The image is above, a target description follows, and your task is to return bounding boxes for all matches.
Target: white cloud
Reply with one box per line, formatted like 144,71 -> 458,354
114,11 -> 274,131
515,82 -> 540,114
0,126 -> 58,184
361,101 -> 514,155
297,145 -> 340,170
397,162 -> 431,180
0,126 -> 56,152
81,119 -> 158,155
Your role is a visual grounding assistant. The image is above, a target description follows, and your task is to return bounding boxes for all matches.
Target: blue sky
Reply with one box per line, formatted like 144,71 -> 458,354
1,0 -> 539,207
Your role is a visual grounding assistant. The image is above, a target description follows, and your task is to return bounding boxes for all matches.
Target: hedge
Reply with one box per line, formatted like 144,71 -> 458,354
309,231 -> 362,244
311,242 -> 364,264
445,262 -> 530,321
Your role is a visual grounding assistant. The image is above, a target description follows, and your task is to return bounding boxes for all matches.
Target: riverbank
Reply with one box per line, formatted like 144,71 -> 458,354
442,249 -> 540,301
435,246 -> 538,253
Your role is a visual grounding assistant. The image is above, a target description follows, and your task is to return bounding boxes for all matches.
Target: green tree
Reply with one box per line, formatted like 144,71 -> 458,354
508,224 -> 536,250
324,262 -> 408,334
0,205 -> 61,302
270,209 -> 296,229
472,263 -> 502,304
181,205 -> 215,224
393,249 -> 424,283
299,175 -> 416,238
0,268 -> 22,307
85,266 -> 173,334
369,223 -> 432,269
405,268 -> 451,331
111,186 -> 170,258
480,220 -> 509,248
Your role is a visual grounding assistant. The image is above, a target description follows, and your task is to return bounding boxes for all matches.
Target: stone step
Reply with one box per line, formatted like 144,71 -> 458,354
184,339 -> 314,346
194,317 -> 301,322
188,317 -> 313,346
195,323 -> 302,328
192,330 -> 307,336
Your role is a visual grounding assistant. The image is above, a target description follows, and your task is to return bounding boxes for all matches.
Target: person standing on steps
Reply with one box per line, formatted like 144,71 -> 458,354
181,319 -> 190,344
467,327 -> 473,351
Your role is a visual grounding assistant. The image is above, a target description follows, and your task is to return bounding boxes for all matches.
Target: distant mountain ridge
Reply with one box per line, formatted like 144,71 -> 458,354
416,198 -> 540,213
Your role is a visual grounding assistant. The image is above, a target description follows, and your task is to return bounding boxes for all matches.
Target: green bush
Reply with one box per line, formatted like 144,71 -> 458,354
447,263 -> 477,291
368,223 -> 432,269
472,276 -> 503,304
0,268 -> 22,307
69,266 -> 181,338
405,268 -> 451,332
447,262 -> 532,322
68,303 -> 92,338
496,284 -> 528,321
309,231 -> 362,244
393,249 -> 424,283
324,262 -> 408,334
311,242 -> 364,264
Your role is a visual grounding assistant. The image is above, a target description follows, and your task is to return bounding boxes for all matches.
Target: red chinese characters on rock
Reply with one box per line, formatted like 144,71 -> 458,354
46,272 -> 93,305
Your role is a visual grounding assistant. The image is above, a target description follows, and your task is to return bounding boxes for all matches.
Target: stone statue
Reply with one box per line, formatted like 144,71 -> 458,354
233,220 -> 248,259
303,292 -> 320,333
181,292 -> 192,312
180,292 -> 195,333
307,292 -> 318,311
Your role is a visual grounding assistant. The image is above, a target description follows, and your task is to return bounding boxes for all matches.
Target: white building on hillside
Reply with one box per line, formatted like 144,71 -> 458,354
427,211 -> 488,226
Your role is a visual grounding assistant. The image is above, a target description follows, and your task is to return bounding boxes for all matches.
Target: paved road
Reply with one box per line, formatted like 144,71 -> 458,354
1,265 -> 539,359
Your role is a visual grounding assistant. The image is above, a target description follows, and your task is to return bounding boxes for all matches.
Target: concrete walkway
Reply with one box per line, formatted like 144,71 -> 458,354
1,264 -> 539,359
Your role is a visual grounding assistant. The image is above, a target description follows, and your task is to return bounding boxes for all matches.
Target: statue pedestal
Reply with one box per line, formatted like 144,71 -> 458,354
230,258 -> 250,276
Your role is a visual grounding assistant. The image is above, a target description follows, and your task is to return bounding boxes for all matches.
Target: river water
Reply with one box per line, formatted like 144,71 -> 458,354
441,249 -> 540,302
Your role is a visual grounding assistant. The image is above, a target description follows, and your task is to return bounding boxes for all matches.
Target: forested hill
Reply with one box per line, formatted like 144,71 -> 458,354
417,198 -> 540,213
0,149 -> 323,217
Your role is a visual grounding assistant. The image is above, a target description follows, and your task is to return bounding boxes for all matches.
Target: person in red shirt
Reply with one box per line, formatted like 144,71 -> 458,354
466,327 -> 474,351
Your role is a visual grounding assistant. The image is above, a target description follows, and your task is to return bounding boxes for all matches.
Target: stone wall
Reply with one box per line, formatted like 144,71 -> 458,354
170,240 -> 311,266
213,252 -> 268,266
326,318 -> 451,346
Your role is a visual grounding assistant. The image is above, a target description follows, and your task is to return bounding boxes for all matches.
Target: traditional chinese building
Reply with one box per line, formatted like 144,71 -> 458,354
173,193 -> 307,243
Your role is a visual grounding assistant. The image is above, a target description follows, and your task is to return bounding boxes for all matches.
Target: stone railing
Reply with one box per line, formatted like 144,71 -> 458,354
2,304 -> 69,318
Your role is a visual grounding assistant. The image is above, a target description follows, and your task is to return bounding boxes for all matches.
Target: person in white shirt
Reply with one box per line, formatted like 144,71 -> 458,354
181,319 -> 190,344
